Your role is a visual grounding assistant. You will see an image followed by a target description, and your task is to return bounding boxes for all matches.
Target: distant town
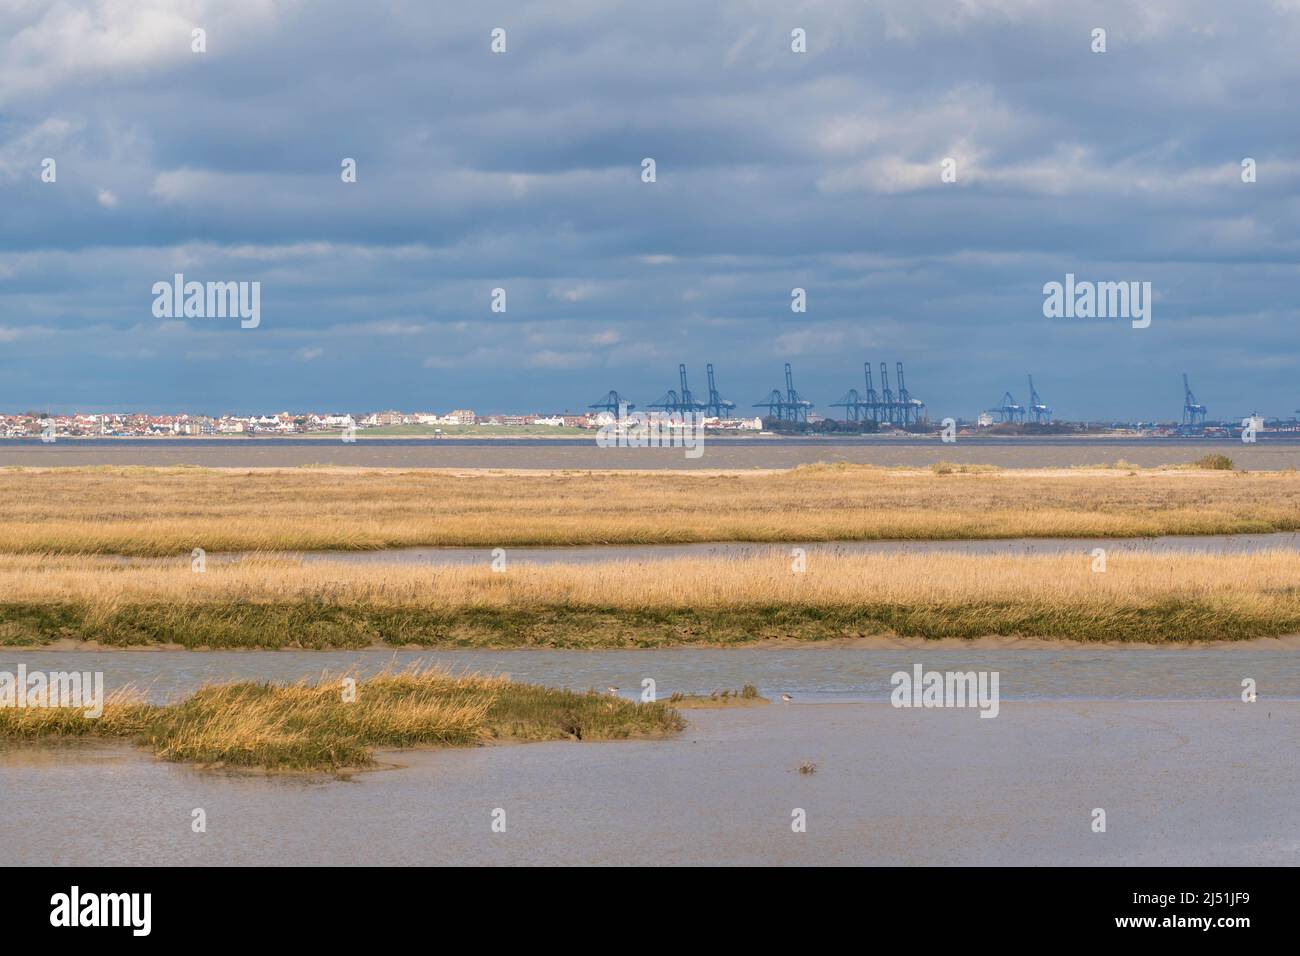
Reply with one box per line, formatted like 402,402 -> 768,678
0,406 -> 1292,439
4,366 -> 1294,439
0,408 -> 765,439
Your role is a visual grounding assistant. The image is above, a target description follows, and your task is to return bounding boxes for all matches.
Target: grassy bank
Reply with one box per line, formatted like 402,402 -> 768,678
670,685 -> 768,708
0,666 -> 684,770
0,464 -> 1297,555
3,551 -> 1299,646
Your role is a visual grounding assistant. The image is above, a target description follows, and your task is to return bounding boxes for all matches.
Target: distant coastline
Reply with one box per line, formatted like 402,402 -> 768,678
0,430 -> 1269,442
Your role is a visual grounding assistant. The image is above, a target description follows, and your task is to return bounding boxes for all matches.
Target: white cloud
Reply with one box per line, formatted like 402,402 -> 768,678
527,349 -> 594,369
549,284 -> 600,303
0,117 -> 79,182
0,0 -> 288,104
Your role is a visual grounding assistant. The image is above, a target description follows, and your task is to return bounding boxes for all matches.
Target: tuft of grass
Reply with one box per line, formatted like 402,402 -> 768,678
1194,454 -> 1235,471
0,687 -> 150,739
930,461 -> 1000,475
0,666 -> 684,771
669,684 -> 770,708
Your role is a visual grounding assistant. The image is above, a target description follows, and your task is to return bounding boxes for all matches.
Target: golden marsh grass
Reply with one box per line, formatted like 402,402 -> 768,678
0,464 -> 1297,555
0,666 -> 685,770
2,549 -> 1298,646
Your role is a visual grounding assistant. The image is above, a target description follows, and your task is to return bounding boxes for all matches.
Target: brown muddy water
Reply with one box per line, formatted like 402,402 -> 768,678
2,701 -> 1295,865
3,436 -> 1300,469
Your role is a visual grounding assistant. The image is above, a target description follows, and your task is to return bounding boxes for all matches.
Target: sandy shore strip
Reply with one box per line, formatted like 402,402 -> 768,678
0,464 -> 1261,478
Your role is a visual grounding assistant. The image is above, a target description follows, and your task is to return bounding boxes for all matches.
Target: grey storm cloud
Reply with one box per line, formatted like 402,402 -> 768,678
0,0 -> 1298,418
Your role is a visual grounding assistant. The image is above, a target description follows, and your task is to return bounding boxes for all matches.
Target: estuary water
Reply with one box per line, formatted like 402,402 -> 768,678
4,646 -> 1297,704
106,531 -> 1300,570
4,646 -> 1296,865
2,701 -> 1296,866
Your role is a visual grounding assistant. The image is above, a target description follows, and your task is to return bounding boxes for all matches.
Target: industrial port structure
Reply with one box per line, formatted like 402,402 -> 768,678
643,364 -> 736,418
590,364 -> 738,418
754,363 -> 815,423
988,376 -> 1054,424
831,362 -> 926,425
1183,373 -> 1208,426
588,368 -> 1237,432
592,361 -> 929,426
1027,376 -> 1052,423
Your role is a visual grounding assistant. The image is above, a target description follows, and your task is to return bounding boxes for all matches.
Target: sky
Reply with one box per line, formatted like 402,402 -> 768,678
1,0 -> 1298,421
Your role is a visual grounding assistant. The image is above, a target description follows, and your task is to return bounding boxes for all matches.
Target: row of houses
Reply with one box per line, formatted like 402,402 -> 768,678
0,409 -> 593,437
0,411 -> 370,437
364,410 -> 589,428
0,408 -> 766,438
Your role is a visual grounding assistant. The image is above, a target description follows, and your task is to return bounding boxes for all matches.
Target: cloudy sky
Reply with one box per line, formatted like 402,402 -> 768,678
1,0 -> 1298,420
